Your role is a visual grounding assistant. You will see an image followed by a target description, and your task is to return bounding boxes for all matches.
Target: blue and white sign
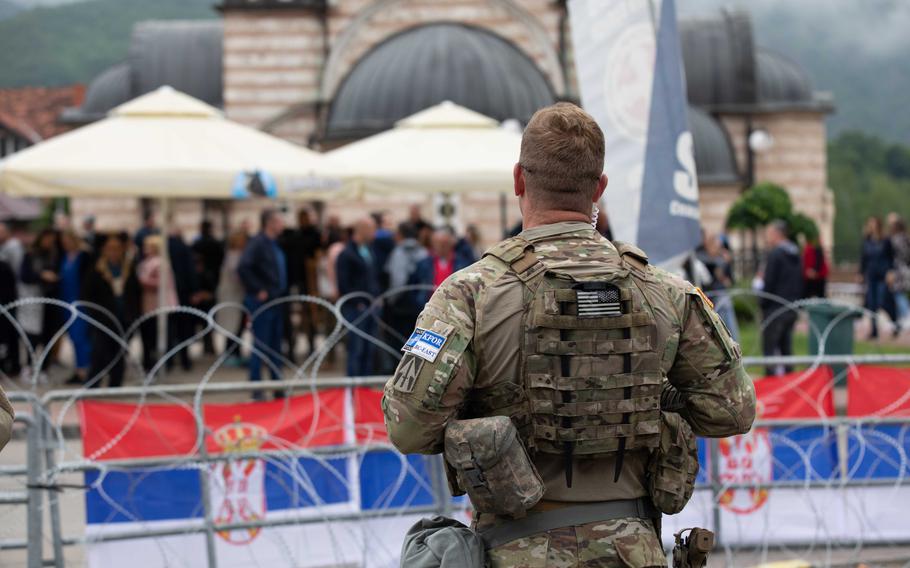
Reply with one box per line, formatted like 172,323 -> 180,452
231,169 -> 277,199
401,328 -> 448,363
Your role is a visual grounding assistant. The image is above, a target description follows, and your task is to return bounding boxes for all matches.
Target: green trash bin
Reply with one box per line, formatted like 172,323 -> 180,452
805,302 -> 863,384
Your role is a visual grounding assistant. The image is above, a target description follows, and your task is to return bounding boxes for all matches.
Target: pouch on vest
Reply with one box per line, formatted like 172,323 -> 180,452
444,416 -> 544,519
647,410 -> 699,515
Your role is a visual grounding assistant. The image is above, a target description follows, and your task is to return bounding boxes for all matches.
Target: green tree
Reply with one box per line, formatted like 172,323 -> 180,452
726,182 -> 820,257
788,212 -> 819,242
726,182 -> 794,230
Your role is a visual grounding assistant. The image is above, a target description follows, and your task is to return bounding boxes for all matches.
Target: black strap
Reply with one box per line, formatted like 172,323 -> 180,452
480,498 -> 659,550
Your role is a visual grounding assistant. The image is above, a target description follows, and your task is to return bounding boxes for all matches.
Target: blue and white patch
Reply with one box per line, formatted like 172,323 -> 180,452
401,328 -> 448,363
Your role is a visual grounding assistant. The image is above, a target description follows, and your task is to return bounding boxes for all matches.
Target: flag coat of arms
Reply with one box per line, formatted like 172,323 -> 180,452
77,371 -> 910,560
662,366 -> 910,546
78,388 -> 459,568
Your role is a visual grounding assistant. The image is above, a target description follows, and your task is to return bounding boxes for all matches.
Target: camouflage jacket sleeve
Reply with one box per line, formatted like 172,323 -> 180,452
382,272 -> 479,455
664,284 -> 756,438
0,385 -> 13,452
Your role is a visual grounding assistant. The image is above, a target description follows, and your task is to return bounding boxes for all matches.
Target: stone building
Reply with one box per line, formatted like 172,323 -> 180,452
62,0 -> 833,249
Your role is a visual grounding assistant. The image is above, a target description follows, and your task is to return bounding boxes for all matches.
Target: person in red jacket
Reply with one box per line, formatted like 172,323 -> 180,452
803,236 -> 829,298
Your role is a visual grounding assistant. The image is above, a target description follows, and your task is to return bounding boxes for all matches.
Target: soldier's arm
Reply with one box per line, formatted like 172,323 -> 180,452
382,277 -> 478,455
0,385 -> 14,452
665,288 -> 756,437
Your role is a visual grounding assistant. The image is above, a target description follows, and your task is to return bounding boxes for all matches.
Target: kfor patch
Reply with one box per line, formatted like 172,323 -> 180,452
401,327 -> 448,363
392,354 -> 424,393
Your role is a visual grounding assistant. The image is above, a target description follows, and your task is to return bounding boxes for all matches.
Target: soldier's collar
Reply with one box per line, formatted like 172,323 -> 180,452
519,221 -> 601,242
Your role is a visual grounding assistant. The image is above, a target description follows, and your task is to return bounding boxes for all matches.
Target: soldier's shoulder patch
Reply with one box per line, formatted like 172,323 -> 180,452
402,327 -> 449,363
693,287 -> 714,310
391,354 -> 424,393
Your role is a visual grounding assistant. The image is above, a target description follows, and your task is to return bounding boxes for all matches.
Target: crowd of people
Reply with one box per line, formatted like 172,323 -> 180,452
0,205 -> 482,392
860,213 -> 910,338
1,204 -> 908,388
714,211 -> 910,377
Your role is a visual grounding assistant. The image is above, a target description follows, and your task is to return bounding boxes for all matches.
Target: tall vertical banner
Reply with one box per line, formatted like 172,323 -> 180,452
569,0 -> 701,266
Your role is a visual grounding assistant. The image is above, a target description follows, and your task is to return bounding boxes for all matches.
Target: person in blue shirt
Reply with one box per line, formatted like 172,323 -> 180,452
861,216 -> 898,338
238,209 -> 288,398
335,217 -> 380,377
59,230 -> 92,385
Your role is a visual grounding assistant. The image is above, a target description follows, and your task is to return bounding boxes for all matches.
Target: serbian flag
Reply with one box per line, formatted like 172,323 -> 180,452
663,368 -> 839,545
841,366 -> 910,541
78,389 -> 445,568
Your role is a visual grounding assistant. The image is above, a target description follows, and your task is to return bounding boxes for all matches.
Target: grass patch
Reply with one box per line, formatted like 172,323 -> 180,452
736,319 -> 909,377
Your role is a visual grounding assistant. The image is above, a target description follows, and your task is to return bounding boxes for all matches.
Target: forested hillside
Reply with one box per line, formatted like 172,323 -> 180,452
0,0 -> 215,88
829,133 -> 910,261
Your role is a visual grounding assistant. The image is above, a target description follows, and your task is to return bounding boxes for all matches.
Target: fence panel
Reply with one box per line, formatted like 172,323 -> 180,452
1,290 -> 909,566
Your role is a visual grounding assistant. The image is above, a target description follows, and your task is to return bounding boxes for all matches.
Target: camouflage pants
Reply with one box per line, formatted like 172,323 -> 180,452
487,517 -> 666,568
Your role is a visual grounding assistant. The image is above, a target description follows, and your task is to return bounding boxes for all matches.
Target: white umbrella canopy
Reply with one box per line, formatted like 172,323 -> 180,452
322,101 -> 522,196
0,86 -> 349,199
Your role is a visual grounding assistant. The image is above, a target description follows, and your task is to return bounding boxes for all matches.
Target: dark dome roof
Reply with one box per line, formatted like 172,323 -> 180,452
130,21 -> 223,105
60,62 -> 132,123
688,106 -> 739,185
680,9 -> 825,111
325,23 -> 555,139
62,20 -> 223,124
755,49 -> 813,106
680,10 -> 756,109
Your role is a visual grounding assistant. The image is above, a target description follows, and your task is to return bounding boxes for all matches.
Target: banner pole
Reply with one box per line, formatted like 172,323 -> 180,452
157,197 -> 170,366
25,412 -> 43,568
40,411 -> 65,568
709,437 -> 723,550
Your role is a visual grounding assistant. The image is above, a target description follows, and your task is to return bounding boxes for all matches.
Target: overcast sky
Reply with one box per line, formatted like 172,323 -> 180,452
679,0 -> 910,58
12,0 -> 910,59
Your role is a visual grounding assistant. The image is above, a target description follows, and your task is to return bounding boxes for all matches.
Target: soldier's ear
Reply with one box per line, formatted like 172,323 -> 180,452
594,174 -> 608,202
514,163 -> 526,198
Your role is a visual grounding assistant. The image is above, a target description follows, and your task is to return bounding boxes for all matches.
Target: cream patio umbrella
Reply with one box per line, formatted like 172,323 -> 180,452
0,86 -> 350,360
322,101 -> 522,196
0,85 -> 348,199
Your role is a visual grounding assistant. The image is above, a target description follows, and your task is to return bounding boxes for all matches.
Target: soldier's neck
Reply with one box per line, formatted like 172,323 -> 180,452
523,210 -> 591,231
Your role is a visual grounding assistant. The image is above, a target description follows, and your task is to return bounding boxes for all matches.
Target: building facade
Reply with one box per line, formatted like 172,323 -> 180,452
64,0 -> 833,250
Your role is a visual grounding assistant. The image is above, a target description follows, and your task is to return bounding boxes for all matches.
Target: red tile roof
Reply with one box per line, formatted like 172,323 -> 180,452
0,85 -> 85,143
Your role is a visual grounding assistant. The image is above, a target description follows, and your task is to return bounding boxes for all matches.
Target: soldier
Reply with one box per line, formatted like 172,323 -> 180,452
0,384 -> 12,452
383,103 -> 755,567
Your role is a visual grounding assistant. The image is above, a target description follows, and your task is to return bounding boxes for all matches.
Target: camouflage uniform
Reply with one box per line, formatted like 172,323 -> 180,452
0,384 -> 13,452
383,222 -> 755,567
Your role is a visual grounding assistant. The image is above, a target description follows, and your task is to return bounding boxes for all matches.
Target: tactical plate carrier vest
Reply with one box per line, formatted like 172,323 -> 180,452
480,236 -> 662,486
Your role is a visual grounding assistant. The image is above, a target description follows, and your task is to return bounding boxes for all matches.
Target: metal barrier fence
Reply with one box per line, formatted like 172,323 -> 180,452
1,288 -> 909,567
2,377 -> 458,568
5,375 -> 910,567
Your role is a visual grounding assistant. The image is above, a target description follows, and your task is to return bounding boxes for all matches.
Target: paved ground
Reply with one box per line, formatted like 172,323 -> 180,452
0,438 -> 85,568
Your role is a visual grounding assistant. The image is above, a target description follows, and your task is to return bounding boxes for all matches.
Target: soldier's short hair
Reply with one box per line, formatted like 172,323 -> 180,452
519,103 -> 605,212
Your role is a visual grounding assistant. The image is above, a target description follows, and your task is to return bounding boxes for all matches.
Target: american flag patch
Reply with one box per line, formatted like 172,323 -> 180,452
576,286 -> 622,317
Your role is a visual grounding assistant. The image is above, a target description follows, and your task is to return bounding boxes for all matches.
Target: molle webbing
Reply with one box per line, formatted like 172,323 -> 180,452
525,274 -> 662,461
465,382 -> 533,438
